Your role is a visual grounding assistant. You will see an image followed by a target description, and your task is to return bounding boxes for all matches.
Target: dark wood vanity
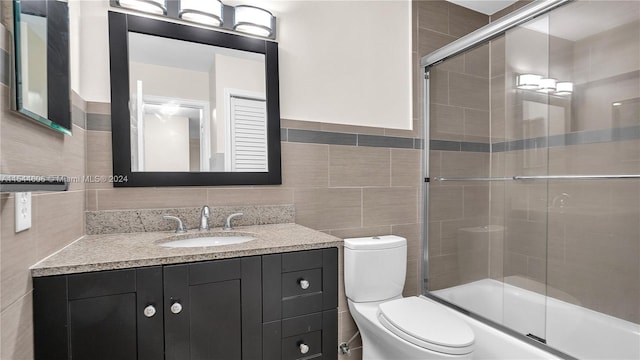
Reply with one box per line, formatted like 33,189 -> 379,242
33,248 -> 338,360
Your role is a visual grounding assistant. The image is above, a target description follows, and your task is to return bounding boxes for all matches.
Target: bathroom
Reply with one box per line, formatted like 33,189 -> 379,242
0,0 -> 638,359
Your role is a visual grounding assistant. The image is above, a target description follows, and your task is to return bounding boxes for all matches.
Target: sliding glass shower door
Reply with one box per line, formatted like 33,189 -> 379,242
424,1 -> 640,358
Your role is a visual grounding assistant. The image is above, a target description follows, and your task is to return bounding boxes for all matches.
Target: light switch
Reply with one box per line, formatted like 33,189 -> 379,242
15,192 -> 32,232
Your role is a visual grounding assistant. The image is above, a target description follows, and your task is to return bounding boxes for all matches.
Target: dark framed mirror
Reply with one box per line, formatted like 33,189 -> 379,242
13,0 -> 71,135
108,11 -> 281,187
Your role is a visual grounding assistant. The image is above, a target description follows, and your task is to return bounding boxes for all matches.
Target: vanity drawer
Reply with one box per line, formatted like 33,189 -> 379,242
282,313 -> 323,337
282,293 -> 323,318
263,310 -> 338,360
282,250 -> 323,272
263,248 -> 338,323
282,269 -> 322,297
282,331 -> 322,360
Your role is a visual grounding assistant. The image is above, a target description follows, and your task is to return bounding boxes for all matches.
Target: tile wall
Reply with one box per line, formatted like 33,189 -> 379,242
427,0 -> 640,326
416,0 -> 491,290
0,23 -> 87,359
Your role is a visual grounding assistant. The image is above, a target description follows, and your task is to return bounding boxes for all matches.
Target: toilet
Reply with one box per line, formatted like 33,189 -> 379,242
344,235 -> 475,359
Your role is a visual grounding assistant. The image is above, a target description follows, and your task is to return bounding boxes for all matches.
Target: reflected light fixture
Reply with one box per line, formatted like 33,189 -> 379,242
537,78 -> 557,93
516,74 -> 542,90
179,0 -> 224,27
116,0 -> 167,15
555,81 -> 573,95
233,5 -> 275,37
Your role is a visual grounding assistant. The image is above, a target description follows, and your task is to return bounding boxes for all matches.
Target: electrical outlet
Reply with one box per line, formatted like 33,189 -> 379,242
15,192 -> 32,233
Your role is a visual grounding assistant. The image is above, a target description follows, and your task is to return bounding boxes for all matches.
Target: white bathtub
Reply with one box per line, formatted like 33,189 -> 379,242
433,279 -> 640,360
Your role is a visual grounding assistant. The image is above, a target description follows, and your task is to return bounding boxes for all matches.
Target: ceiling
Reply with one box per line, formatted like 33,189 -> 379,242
447,0 -> 518,15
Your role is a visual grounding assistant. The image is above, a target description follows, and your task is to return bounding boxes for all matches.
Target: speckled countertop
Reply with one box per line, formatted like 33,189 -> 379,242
31,223 -> 342,277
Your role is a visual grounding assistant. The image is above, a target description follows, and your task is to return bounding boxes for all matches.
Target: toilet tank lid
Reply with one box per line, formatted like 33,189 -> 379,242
344,235 -> 406,250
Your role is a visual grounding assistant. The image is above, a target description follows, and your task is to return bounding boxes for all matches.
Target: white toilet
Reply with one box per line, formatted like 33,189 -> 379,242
344,235 -> 475,359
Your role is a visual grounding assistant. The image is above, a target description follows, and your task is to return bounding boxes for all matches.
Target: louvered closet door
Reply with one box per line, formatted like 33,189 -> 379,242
229,96 -> 268,171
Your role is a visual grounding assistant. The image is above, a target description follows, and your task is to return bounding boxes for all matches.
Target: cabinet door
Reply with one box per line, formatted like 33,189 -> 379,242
164,256 -> 262,360
33,267 -> 164,360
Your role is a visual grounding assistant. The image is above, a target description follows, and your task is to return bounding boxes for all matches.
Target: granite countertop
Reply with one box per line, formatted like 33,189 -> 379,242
31,223 -> 343,277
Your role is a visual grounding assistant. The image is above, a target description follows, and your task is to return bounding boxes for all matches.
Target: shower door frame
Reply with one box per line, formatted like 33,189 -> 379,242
420,1 -> 575,358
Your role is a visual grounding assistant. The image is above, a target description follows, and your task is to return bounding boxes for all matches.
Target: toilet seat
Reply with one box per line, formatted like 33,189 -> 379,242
378,297 -> 474,355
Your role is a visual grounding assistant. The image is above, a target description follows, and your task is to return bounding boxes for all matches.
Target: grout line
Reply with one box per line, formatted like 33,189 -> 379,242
1,290 -> 34,315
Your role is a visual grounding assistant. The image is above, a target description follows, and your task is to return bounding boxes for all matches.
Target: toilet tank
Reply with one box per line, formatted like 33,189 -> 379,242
344,235 -> 407,302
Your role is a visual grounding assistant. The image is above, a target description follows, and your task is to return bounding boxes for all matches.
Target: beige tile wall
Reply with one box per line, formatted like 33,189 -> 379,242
497,1 -> 640,325
545,141 -> 640,323
416,0 -> 491,291
0,38 -> 87,360
427,1 -> 640,328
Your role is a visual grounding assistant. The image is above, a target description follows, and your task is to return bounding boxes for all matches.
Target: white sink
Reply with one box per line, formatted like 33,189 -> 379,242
159,232 -> 256,248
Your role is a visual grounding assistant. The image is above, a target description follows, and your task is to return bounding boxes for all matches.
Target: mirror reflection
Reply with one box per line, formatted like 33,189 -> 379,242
128,32 -> 267,173
13,0 -> 71,134
18,12 -> 47,118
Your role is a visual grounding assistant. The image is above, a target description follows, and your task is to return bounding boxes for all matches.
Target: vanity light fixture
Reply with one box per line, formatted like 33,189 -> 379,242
517,73 -> 574,96
516,74 -> 542,90
555,81 -> 573,95
179,0 -> 224,27
537,78 -> 557,93
116,0 -> 167,15
233,5 -> 275,37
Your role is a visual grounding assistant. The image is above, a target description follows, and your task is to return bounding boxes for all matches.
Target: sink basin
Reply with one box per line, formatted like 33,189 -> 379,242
159,232 -> 256,248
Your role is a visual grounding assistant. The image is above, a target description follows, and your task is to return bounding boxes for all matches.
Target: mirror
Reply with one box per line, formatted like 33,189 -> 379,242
128,32 -> 266,172
13,0 -> 71,135
109,11 -> 281,187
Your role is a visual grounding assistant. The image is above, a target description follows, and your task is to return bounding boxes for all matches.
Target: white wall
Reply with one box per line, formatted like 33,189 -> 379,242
77,0 -> 412,130
129,62 -> 210,101
69,0 -> 81,93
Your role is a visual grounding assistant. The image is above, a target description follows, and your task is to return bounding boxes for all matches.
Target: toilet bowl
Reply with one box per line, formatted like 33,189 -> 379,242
344,235 -> 475,359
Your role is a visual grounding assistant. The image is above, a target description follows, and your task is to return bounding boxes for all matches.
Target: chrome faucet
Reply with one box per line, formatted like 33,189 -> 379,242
163,215 -> 186,233
199,206 -> 211,231
223,212 -> 243,231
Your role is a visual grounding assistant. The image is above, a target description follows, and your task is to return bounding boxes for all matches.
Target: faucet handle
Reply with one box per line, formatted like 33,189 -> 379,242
163,215 -> 186,233
223,212 -> 244,231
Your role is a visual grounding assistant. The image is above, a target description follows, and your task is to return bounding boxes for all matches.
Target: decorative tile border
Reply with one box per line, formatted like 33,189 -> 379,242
86,113 -> 112,131
71,105 -> 87,129
82,106 -> 639,153
282,128 -> 422,149
431,125 -> 640,152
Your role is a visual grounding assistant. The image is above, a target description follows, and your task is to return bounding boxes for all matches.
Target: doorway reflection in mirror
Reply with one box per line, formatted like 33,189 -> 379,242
128,32 -> 266,173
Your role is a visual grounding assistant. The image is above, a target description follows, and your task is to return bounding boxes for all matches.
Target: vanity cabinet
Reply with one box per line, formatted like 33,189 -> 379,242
33,249 -> 337,360
163,257 -> 261,360
33,266 -> 164,360
262,248 -> 338,360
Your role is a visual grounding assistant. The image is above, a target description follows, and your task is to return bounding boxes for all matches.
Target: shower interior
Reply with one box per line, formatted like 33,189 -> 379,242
423,1 -> 640,359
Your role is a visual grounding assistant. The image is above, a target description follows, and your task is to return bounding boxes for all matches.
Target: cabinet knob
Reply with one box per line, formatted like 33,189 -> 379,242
299,279 -> 310,290
170,302 -> 183,314
299,343 -> 310,354
143,305 -> 157,318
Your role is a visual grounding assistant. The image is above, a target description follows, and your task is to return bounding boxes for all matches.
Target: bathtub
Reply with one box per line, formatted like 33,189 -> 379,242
433,278 -> 640,360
